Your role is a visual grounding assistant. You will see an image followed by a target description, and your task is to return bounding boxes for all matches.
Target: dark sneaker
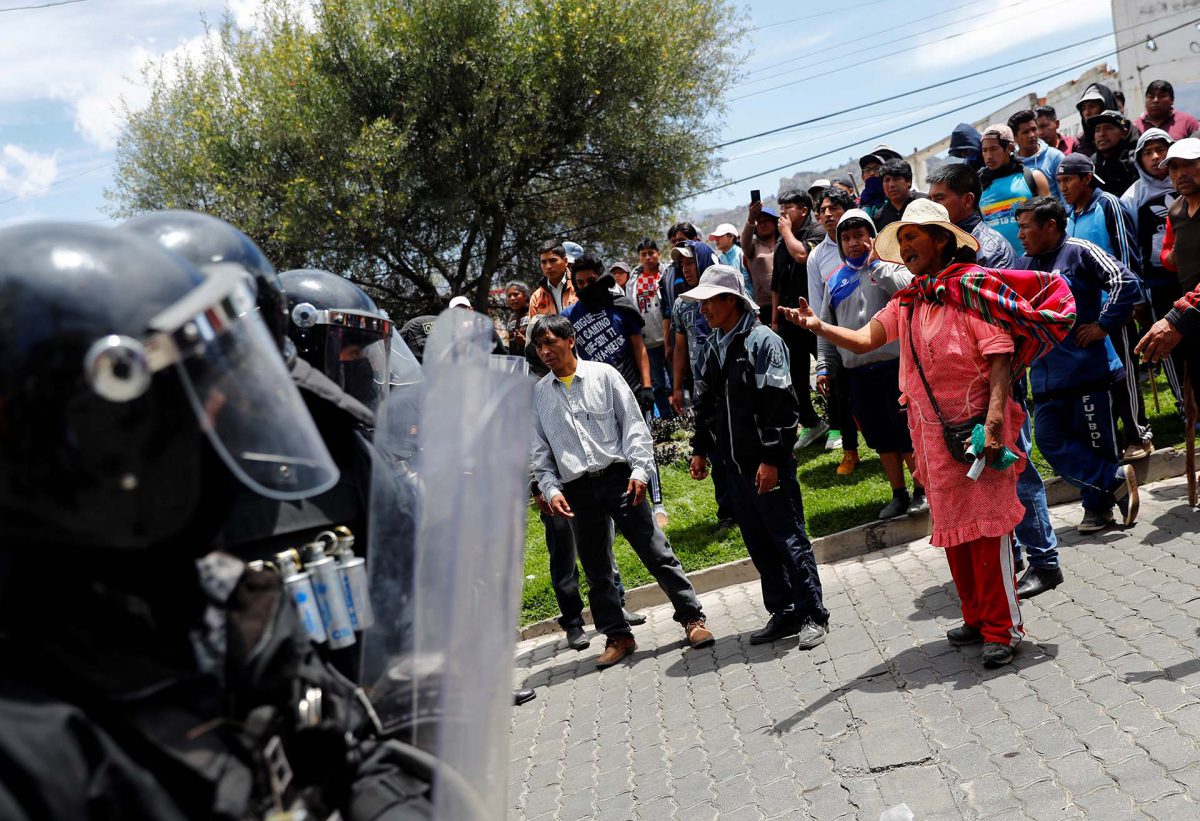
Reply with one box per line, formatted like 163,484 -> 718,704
878,494 -> 911,520
796,420 -> 830,450
981,642 -> 1014,668
685,619 -> 715,648
1016,565 -> 1064,599
749,612 -> 803,645
513,687 -> 536,706
1077,509 -> 1115,534
796,620 -> 827,650
565,625 -> 590,651
906,489 -> 929,515
1113,463 -> 1139,526
595,634 -> 637,669
715,517 -> 737,533
622,608 -> 647,626
946,625 -> 983,645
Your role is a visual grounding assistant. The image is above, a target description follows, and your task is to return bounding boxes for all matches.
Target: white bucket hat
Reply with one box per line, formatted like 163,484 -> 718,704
679,264 -> 758,313
873,199 -> 979,266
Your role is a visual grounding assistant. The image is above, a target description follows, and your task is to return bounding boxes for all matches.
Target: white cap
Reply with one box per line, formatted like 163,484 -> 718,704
448,296 -> 472,309
679,264 -> 758,313
707,222 -> 738,240
810,178 -> 832,189
1159,137 -> 1200,169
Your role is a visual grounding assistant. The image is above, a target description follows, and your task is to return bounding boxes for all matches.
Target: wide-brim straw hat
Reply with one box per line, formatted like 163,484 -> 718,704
873,199 -> 980,266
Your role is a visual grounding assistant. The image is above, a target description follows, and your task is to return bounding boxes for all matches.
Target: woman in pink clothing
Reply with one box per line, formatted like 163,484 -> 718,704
784,200 -> 1075,668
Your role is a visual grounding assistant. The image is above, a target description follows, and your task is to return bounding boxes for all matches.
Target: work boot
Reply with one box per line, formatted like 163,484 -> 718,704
836,451 -> 859,476
796,620 -> 827,650
1113,463 -> 1139,526
595,634 -> 637,669
685,619 -> 715,649
749,612 -> 803,645
1016,565 -> 1064,599
981,642 -> 1014,668
946,625 -> 983,645
565,625 -> 590,651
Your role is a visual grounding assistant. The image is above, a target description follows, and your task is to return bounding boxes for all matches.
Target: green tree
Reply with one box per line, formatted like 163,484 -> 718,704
108,0 -> 741,316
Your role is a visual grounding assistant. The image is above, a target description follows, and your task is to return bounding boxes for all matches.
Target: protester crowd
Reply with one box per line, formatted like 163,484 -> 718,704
504,79 -> 1200,673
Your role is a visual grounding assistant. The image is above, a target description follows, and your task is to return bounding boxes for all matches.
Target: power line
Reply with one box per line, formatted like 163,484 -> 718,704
747,0 -> 891,31
713,3 -> 1198,151
0,0 -> 86,11
736,0 -> 996,85
0,161 -> 111,208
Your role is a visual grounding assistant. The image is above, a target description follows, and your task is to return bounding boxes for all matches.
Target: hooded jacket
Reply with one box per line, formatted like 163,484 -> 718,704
690,308 -> 799,473
1120,128 -> 1176,288
671,241 -> 718,381
948,123 -> 983,171
1092,127 -> 1140,198
561,274 -> 647,392
1018,235 -> 1141,398
1075,83 -> 1121,156
816,210 -> 911,372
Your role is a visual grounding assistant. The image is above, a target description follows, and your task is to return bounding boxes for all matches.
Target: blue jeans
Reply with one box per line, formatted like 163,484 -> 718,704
646,344 -> 675,419
725,458 -> 828,625
1012,413 -> 1059,569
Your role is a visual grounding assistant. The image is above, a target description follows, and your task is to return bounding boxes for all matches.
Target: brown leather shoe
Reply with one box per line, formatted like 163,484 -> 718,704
685,619 -> 715,648
595,634 -> 637,668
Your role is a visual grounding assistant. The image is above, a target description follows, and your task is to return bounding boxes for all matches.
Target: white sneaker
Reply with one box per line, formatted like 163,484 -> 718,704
795,421 -> 830,450
825,430 -> 843,450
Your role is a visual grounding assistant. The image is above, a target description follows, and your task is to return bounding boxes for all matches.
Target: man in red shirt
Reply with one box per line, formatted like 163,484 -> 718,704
1134,80 -> 1200,141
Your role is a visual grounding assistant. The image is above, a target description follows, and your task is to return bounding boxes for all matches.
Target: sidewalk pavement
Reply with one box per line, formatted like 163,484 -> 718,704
508,474 -> 1200,820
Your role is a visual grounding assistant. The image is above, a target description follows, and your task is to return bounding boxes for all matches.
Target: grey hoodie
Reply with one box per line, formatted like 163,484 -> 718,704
816,210 -> 912,372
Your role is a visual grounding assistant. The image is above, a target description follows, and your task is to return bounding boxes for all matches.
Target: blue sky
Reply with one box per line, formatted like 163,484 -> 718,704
0,0 -> 1116,228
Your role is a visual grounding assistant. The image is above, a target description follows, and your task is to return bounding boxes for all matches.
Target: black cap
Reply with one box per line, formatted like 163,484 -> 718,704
1086,109 -> 1129,131
1058,153 -> 1105,186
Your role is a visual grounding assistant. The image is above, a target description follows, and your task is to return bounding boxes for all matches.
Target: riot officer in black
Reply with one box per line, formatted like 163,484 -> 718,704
0,223 -> 436,819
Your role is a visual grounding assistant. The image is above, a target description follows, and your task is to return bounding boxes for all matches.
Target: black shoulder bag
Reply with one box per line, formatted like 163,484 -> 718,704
906,305 -> 986,464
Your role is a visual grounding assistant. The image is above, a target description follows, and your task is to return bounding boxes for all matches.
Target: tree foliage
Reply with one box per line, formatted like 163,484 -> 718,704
108,0 -> 741,316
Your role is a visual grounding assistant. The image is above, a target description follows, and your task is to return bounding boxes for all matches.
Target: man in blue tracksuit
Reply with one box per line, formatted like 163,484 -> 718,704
1059,152 -> 1152,460
684,266 -> 829,651
1015,196 -> 1141,537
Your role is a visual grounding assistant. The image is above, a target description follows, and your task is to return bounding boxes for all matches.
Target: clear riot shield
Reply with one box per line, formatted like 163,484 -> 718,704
360,308 -> 533,821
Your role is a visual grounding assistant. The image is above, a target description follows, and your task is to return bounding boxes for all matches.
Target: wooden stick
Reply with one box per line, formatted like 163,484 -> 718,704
1185,366 -> 1197,507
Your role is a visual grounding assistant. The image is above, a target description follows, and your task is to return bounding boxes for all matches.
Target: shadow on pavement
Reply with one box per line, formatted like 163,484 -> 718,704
769,639 -> 1058,735
907,580 -> 959,622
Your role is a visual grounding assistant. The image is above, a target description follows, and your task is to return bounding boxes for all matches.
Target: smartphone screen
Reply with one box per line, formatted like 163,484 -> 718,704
750,189 -> 761,203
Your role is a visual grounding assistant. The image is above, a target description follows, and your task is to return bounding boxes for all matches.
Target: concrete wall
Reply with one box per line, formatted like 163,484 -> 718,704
1112,0 -> 1200,121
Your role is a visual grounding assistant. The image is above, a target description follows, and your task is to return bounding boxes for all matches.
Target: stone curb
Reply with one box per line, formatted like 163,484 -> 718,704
517,445 -> 1191,640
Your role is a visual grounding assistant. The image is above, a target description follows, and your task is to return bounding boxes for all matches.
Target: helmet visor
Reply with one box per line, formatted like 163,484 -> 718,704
148,269 -> 340,500
322,311 -> 391,416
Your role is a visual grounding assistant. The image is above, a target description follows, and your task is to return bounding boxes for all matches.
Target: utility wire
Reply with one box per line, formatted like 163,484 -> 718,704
713,3 -> 1198,150
0,0 -> 86,11
747,0 -> 892,31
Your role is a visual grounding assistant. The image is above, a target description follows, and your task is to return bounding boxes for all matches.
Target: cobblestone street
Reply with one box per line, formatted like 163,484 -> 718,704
509,475 -> 1200,820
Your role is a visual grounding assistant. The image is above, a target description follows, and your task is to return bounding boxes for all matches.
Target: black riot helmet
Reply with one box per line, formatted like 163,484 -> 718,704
0,223 -> 339,550
120,210 -> 290,355
280,269 -> 392,416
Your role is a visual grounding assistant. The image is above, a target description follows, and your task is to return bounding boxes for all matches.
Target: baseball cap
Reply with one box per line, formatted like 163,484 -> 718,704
758,206 -> 779,220
707,222 -> 738,240
809,178 -> 832,190
609,260 -> 631,274
1058,152 -> 1105,185
670,244 -> 695,263
859,152 -> 885,169
448,296 -> 472,309
981,123 -> 1014,144
1159,137 -> 1200,168
562,240 -> 585,263
679,264 -> 758,313
1086,109 -> 1129,131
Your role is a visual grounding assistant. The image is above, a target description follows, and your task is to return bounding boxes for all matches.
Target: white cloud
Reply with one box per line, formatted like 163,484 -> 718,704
0,146 -> 59,199
912,0 -> 1111,70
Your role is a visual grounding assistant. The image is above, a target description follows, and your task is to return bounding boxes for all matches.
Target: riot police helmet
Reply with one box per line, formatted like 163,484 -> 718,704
0,223 -> 339,549
280,269 -> 392,416
120,210 -> 290,355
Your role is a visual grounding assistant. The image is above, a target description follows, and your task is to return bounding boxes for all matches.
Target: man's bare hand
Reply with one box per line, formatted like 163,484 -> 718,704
1074,322 -> 1107,347
549,494 -> 574,518
756,463 -> 778,494
533,493 -> 553,516
1136,317 -> 1184,363
626,478 -> 647,507
816,373 -> 829,398
690,455 -> 709,480
670,388 -> 686,416
781,297 -> 821,331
